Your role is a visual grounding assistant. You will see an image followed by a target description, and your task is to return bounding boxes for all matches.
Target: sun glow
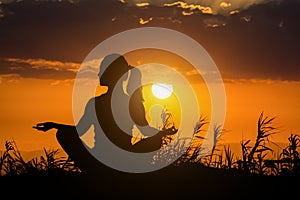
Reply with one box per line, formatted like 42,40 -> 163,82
151,83 -> 173,99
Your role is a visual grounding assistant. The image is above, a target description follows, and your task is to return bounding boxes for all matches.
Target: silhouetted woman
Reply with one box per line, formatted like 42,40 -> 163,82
33,54 -> 177,174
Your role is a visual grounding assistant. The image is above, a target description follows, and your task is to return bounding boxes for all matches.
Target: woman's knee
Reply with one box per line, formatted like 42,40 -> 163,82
55,127 -> 78,147
55,129 -> 64,144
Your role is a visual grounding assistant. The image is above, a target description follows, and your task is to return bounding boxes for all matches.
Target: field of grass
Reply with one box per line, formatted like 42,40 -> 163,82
0,112 -> 299,199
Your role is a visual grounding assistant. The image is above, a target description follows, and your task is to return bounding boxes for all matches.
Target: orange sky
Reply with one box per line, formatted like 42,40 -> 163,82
0,65 -> 299,152
0,0 -> 299,154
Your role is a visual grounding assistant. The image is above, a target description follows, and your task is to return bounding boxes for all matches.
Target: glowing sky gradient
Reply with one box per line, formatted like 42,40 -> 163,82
0,0 -> 299,151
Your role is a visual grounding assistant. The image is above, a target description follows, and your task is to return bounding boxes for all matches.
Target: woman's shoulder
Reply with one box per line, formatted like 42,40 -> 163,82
87,97 -> 96,103
85,96 -> 106,112
86,97 -> 102,107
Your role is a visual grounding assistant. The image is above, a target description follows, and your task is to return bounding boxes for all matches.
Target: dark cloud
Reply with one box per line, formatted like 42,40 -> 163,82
0,0 -> 299,81
212,0 -> 300,80
0,57 -> 79,79
124,0 -> 284,15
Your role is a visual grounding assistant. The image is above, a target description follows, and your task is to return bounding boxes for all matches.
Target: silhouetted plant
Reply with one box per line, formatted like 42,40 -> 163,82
279,133 -> 300,175
264,156 -> 280,176
239,112 -> 277,174
39,147 -> 80,173
205,124 -> 224,167
174,114 -> 208,165
195,123 -> 226,169
2,140 -> 27,175
153,114 -> 208,166
161,107 -> 175,131
0,139 -> 80,176
2,111 -> 299,177
256,152 -> 269,175
152,108 -> 181,165
0,146 -> 9,176
223,145 -> 235,170
160,107 -> 176,146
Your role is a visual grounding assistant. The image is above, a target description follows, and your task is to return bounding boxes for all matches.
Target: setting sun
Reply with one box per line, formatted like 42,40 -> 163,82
151,83 -> 173,99
0,1 -> 299,198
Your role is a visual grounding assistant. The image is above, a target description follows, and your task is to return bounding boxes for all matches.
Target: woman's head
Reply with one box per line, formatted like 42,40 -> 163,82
98,54 -> 132,87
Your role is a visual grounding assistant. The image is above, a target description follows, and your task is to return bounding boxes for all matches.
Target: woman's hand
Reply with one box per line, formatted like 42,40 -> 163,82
161,126 -> 178,136
33,122 -> 57,132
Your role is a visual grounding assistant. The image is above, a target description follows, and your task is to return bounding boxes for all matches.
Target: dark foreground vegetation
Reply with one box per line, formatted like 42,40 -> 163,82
0,112 -> 299,199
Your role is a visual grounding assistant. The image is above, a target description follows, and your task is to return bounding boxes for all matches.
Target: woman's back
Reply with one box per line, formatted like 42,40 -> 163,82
94,94 -> 133,152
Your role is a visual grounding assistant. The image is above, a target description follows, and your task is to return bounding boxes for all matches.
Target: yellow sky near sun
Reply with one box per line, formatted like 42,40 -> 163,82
0,77 -> 299,151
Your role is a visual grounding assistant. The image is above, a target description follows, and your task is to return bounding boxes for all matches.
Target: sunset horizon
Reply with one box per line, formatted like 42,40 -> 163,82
1,1 -> 300,198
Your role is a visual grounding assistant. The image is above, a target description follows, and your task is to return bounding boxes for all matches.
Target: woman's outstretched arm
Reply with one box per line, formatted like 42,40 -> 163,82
33,98 -> 94,136
33,122 -> 73,132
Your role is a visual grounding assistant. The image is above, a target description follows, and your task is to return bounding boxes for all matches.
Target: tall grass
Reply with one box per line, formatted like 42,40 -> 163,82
154,111 -> 299,176
278,134 -> 300,175
174,114 -> 208,164
0,140 -> 80,176
1,112 -> 299,177
223,145 -> 235,170
238,112 -> 277,174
